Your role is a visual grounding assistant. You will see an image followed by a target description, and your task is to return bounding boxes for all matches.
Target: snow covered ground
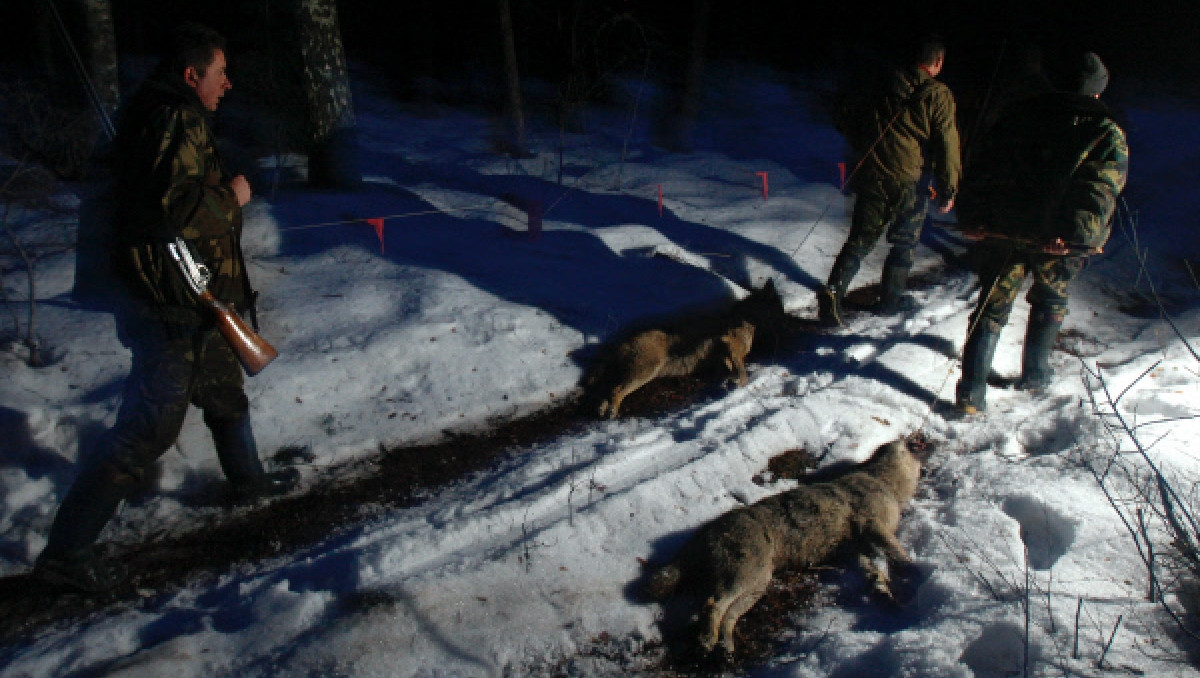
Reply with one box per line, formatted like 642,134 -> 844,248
2,62 -> 1200,677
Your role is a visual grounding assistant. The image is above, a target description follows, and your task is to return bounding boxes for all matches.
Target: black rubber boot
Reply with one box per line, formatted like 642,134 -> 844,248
1017,311 -> 1063,393
207,413 -> 298,500
818,253 -> 861,327
35,549 -> 128,593
876,263 -> 911,315
956,320 -> 1003,414
36,461 -> 133,592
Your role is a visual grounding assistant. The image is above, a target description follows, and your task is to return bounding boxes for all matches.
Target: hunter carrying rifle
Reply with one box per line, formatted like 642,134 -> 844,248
33,23 -> 297,594
953,51 -> 1128,414
820,34 -> 962,325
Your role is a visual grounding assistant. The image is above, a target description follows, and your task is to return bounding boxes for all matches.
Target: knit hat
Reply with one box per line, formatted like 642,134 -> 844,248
1075,51 -> 1109,96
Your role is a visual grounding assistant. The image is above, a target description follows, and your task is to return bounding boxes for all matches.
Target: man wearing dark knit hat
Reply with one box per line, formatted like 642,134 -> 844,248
952,51 -> 1128,414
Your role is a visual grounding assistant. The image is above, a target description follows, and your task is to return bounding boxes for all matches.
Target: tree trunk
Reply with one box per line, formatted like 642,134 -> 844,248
409,0 -> 437,110
32,2 -> 60,84
80,0 -> 119,119
297,0 -> 359,188
497,0 -> 528,156
670,0 -> 712,152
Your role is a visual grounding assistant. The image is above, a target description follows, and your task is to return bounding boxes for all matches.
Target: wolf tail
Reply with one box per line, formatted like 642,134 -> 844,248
644,562 -> 682,599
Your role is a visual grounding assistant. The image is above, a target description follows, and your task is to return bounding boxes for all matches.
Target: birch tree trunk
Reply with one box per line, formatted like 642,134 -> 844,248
297,0 -> 359,187
80,0 -> 119,118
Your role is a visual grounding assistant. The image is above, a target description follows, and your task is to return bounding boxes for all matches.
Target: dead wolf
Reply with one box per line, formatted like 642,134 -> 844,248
645,439 -> 922,655
586,281 -> 783,419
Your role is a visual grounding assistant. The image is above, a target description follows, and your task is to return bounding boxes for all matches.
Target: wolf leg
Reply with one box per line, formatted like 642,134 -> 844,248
878,531 -> 911,564
607,373 -> 655,418
858,529 -> 912,601
716,579 -> 770,654
724,352 -> 749,387
700,546 -> 773,654
856,552 -> 892,598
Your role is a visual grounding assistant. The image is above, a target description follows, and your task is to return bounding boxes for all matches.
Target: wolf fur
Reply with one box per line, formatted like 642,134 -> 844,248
645,439 -> 922,655
595,320 -> 754,419
586,281 -> 783,419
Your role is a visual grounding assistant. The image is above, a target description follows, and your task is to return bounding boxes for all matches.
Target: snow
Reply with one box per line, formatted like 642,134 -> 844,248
3,62 -> 1200,676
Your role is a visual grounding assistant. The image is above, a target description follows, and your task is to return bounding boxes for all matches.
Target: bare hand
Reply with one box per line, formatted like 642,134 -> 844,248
230,175 -> 252,207
1042,238 -> 1070,255
938,197 -> 955,214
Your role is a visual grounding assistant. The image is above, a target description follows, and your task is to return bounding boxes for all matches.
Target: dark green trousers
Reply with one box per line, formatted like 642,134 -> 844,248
42,312 -> 249,559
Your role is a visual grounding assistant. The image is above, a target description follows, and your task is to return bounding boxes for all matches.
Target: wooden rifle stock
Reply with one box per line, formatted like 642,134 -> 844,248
953,226 -> 1102,256
197,290 -> 278,375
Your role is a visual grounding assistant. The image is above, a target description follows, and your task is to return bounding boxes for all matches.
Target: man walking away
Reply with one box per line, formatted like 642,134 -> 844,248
821,34 -> 962,326
953,51 -> 1128,414
34,23 -> 297,593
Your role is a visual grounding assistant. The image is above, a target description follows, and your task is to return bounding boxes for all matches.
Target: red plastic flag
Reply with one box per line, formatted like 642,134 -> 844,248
366,217 -> 385,253
756,171 -> 768,200
658,184 -> 663,217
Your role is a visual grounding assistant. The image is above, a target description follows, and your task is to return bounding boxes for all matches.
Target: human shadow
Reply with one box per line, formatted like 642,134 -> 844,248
265,154 -> 823,349
765,319 -> 961,410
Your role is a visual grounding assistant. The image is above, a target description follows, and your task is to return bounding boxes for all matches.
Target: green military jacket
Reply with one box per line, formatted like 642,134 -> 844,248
956,91 -> 1129,249
837,66 -> 962,202
113,67 -> 250,324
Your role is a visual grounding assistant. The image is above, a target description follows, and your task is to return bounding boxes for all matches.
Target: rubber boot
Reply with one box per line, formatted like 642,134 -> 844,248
818,253 -> 861,327
876,263 -> 911,315
207,413 -> 298,500
36,461 -> 133,592
1017,311 -> 1063,393
955,320 -> 1003,414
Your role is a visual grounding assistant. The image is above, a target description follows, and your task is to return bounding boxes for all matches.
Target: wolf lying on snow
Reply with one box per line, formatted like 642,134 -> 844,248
645,439 -> 923,655
586,281 -> 783,419
595,320 -> 754,419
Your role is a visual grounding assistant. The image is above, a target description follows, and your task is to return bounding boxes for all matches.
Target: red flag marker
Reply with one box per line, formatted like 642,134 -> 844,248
366,217 -> 385,253
837,162 -> 846,190
658,184 -> 663,217
756,171 -> 768,200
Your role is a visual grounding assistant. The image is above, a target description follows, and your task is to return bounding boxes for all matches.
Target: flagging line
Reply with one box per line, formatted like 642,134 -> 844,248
277,202 -> 501,232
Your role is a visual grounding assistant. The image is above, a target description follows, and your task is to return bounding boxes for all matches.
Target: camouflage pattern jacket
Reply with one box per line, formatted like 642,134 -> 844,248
835,66 -> 962,202
113,67 -> 250,325
956,91 -> 1129,250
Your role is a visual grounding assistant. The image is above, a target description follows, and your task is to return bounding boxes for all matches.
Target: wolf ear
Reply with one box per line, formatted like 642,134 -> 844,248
761,279 -> 777,294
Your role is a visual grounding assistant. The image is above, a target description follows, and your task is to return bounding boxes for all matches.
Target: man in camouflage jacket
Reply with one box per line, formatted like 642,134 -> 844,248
820,35 -> 962,325
954,51 -> 1128,413
35,23 -> 295,593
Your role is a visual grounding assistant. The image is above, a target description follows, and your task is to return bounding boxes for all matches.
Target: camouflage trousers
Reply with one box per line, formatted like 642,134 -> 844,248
969,247 -> 1085,332
41,309 -> 250,559
840,177 -> 929,271
105,309 -> 248,479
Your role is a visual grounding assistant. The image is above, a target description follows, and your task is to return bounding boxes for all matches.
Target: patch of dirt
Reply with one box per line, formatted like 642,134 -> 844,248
753,447 -> 818,485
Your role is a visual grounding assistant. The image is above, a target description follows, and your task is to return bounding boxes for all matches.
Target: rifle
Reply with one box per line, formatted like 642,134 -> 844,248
953,226 -> 1103,257
166,238 -> 279,375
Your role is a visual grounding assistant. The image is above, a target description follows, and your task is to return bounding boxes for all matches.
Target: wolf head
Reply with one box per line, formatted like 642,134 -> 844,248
866,440 -> 923,502
735,279 -> 785,328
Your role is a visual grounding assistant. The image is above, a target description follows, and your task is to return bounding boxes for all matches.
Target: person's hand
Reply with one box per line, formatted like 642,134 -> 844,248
230,175 -> 252,207
1042,237 -> 1070,255
937,197 -> 955,214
